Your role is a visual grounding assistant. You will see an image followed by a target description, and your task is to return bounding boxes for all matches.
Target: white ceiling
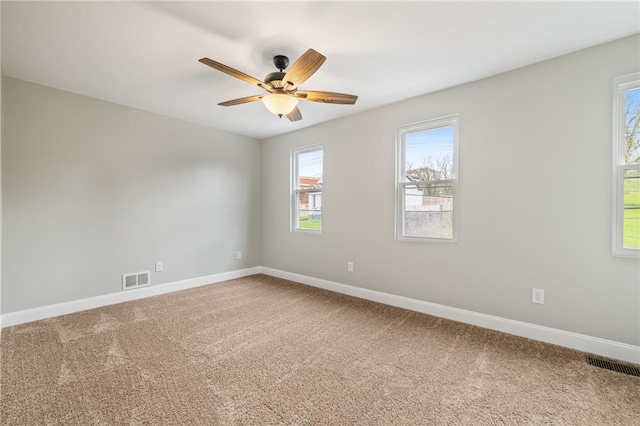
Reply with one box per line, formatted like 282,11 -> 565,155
2,1 -> 639,139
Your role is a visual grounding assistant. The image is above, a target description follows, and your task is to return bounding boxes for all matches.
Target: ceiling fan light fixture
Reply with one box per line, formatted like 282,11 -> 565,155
261,93 -> 298,117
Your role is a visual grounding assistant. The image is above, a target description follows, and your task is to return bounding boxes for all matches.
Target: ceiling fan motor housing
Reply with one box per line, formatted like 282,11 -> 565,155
264,71 -> 286,85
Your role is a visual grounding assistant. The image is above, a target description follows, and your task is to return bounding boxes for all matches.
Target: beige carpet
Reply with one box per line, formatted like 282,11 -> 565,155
1,274 -> 639,425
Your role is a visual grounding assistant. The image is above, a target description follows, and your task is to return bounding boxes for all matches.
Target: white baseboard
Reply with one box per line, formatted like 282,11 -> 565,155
260,267 -> 640,365
3,266 -> 638,365
0,267 -> 261,328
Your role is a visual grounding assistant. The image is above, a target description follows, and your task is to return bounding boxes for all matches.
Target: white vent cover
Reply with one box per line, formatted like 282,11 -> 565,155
122,271 -> 151,291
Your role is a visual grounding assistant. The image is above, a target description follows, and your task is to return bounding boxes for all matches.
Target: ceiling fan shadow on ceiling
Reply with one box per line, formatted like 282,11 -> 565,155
199,48 -> 358,122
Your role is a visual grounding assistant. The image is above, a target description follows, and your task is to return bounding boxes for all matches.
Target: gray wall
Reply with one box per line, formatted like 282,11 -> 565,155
261,35 -> 640,346
2,77 -> 262,313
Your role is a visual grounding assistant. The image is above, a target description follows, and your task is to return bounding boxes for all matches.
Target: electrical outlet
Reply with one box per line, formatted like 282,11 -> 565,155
236,251 -> 242,260
532,288 -> 544,304
347,261 -> 354,273
155,261 -> 163,272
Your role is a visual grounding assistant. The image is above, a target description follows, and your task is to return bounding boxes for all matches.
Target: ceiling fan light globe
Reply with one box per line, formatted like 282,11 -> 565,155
262,94 -> 298,116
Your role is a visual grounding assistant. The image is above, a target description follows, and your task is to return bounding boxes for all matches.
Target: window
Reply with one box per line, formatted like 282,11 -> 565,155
292,146 -> 323,232
613,73 -> 640,257
396,115 -> 458,242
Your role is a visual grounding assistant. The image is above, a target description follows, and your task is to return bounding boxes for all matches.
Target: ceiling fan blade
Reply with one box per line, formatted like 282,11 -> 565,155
218,95 -> 264,107
286,106 -> 302,122
296,91 -> 358,105
199,58 -> 272,92
282,49 -> 326,90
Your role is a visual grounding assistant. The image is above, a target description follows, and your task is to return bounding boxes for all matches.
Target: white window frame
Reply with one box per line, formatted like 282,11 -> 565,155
291,145 -> 323,233
613,73 -> 640,257
395,114 -> 459,243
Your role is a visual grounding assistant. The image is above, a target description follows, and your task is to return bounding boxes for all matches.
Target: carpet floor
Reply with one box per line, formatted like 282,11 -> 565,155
1,274 -> 639,425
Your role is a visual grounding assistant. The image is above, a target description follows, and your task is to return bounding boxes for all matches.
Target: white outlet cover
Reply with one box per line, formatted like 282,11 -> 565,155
532,288 -> 544,304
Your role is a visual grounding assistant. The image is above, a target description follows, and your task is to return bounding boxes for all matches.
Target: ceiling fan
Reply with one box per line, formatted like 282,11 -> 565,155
199,49 -> 358,122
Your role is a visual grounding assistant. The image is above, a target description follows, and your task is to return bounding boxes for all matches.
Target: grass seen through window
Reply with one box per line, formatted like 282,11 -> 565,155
624,174 -> 640,248
298,218 -> 322,230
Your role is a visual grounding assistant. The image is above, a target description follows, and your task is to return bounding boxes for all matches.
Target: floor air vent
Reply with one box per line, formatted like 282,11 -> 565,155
587,357 -> 640,377
122,271 -> 150,291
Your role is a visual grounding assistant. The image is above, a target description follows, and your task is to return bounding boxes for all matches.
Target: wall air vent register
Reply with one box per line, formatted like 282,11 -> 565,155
122,271 -> 150,291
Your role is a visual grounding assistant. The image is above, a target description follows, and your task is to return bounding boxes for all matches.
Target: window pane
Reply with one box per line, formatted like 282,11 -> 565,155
623,169 -> 640,249
403,182 -> 453,239
296,190 -> 322,230
614,75 -> 639,256
405,126 -> 454,181
626,88 -> 640,165
293,146 -> 322,233
397,115 -> 458,242
297,149 -> 323,189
